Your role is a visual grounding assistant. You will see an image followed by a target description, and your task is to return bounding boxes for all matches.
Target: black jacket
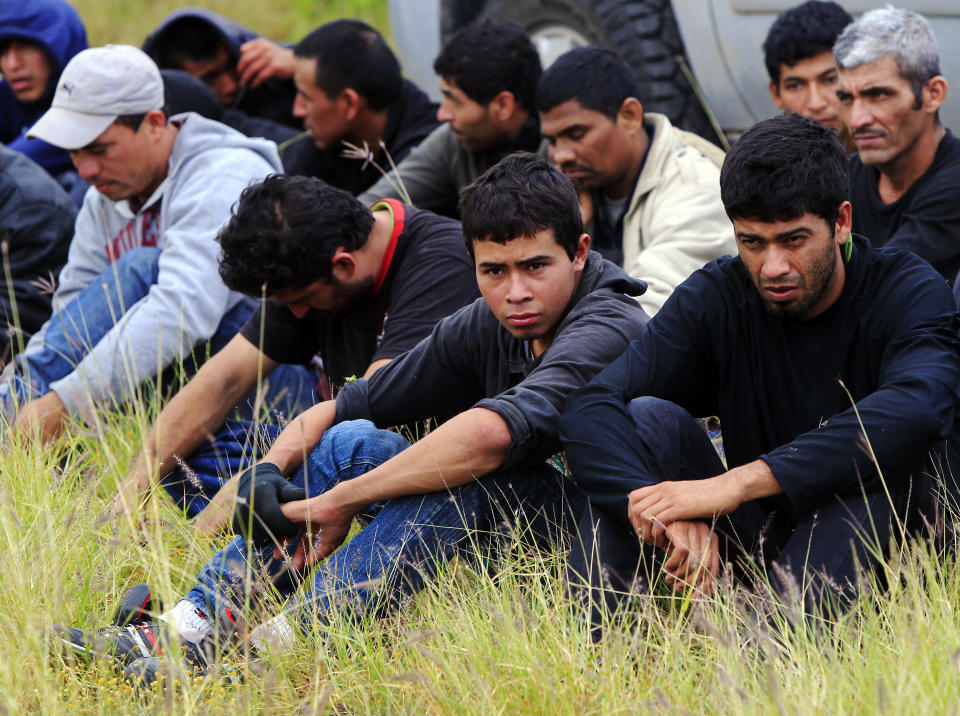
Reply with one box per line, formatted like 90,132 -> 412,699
561,237 -> 960,518
0,146 -> 76,355
282,79 -> 439,195
334,253 -> 649,468
143,8 -> 299,130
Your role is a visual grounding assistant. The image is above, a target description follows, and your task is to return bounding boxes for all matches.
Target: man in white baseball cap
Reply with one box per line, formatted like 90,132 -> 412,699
1,45 -> 284,443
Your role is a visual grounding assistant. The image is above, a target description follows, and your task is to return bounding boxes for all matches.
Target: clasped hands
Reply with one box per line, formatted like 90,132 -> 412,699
232,463 -> 354,571
627,475 -> 743,598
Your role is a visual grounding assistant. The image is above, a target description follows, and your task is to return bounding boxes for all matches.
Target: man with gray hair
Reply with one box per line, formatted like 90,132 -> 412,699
0,45 -> 282,442
835,6 -> 960,283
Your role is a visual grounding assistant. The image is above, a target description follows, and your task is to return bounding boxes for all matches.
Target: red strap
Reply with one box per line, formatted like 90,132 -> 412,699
369,199 -> 405,296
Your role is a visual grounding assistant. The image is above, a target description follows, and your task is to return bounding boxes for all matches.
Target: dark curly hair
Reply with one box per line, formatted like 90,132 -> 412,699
433,19 -> 541,112
217,174 -> 373,296
763,1 -> 853,84
720,114 -> 848,229
459,152 -> 582,260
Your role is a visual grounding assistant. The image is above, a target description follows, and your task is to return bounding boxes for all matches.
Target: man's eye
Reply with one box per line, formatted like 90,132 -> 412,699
528,262 -> 545,271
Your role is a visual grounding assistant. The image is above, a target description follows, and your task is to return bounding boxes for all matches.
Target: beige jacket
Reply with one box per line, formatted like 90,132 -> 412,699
616,112 -> 735,315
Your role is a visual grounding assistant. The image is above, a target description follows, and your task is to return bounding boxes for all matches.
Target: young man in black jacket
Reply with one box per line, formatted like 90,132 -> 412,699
56,153 -> 648,681
560,114 -> 960,615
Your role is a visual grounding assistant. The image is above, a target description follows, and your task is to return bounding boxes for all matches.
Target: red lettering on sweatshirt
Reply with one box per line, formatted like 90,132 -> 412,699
104,205 -> 162,262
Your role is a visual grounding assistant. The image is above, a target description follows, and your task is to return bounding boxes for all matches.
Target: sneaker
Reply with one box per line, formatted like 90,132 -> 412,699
124,652 -> 248,687
52,621 -> 211,672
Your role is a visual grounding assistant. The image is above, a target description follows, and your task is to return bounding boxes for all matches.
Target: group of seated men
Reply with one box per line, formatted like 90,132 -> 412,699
0,0 -> 958,685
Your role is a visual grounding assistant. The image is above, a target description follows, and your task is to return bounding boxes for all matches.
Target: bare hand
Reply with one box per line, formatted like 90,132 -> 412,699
12,392 -> 67,443
628,476 -> 742,543
661,519 -> 720,597
276,492 -> 354,570
237,38 -> 295,88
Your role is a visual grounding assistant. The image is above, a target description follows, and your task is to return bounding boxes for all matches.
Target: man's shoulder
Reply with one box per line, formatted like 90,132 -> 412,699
398,203 -> 463,238
928,129 -> 960,180
0,147 -> 73,213
167,113 -> 280,178
855,237 -> 952,296
645,113 -> 725,182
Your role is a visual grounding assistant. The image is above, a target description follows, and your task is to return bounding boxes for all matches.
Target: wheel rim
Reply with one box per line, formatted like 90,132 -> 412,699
529,23 -> 592,69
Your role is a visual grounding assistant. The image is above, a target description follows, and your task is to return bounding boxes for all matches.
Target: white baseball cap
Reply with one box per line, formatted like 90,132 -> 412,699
28,45 -> 164,150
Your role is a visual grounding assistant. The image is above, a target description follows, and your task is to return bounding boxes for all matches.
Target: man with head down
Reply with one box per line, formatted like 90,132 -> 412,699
0,45 -> 281,442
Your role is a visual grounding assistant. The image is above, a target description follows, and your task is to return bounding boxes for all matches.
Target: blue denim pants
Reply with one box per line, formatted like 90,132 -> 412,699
0,246 -> 316,443
184,419 -> 579,635
0,247 -> 251,408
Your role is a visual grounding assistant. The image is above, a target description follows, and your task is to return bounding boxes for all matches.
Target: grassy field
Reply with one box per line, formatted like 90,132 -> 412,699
70,0 -> 390,48
3,1 -> 960,713
2,400 -> 960,714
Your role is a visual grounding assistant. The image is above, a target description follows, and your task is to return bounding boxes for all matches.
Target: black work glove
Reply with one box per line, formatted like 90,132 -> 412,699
232,462 -> 306,546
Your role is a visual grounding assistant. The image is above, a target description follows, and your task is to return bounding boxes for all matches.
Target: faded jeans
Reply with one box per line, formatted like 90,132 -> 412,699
184,419 -> 581,635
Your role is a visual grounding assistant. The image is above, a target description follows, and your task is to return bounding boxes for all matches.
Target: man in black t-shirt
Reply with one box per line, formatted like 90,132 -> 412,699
111,175 -> 478,525
560,115 -> 960,616
835,8 -> 960,283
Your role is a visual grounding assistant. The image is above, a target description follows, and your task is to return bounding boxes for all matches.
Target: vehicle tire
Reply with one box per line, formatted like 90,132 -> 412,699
444,0 -> 721,144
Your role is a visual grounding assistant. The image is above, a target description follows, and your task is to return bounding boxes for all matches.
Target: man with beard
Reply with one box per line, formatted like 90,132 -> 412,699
559,114 -> 960,616
835,7 -> 959,284
110,174 -> 479,529
538,46 -> 735,315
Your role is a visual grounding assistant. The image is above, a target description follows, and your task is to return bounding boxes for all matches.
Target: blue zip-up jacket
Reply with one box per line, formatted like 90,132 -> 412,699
0,0 -> 88,175
142,8 -> 298,130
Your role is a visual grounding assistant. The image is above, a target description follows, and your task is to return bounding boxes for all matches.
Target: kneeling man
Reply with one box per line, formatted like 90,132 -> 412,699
560,114 -> 960,613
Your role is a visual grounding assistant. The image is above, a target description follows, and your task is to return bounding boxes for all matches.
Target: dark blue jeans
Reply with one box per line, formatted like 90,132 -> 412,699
184,419 -> 580,635
566,397 -> 925,617
0,247 -> 253,411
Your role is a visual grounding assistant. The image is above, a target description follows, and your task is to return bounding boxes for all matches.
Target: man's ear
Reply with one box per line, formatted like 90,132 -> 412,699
330,247 -> 358,282
922,75 -> 948,115
834,201 -> 853,245
488,90 -> 518,123
616,97 -> 644,133
144,109 -> 167,138
769,80 -> 785,109
572,233 -> 590,270
341,87 -> 364,122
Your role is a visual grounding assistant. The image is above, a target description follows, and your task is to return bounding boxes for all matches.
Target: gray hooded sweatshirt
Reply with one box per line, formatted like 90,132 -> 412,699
20,112 -> 281,419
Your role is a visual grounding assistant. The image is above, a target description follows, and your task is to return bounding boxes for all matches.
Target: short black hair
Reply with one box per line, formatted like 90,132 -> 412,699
537,46 -> 640,121
154,17 -> 228,67
763,1 -> 853,84
459,152 -> 582,260
720,113 -> 848,228
294,20 -> 401,110
432,19 -> 541,112
217,174 -> 374,295
113,107 -> 170,131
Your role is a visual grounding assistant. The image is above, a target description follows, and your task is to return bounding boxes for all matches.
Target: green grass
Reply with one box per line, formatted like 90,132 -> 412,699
1,396 -> 960,713
70,0 -> 390,48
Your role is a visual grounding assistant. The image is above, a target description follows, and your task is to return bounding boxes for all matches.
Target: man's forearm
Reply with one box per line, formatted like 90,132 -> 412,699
124,363 -> 261,495
328,407 -> 512,514
262,400 -> 339,476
